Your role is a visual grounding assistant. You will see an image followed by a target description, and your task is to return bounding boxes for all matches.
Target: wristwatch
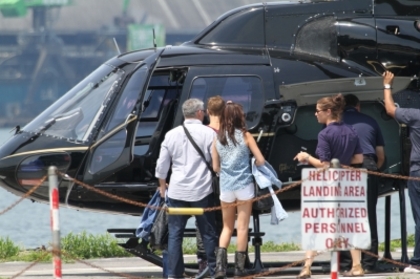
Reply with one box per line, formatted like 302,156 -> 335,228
384,84 -> 392,89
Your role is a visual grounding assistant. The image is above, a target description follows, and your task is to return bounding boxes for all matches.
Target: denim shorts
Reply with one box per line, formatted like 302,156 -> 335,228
219,183 -> 255,203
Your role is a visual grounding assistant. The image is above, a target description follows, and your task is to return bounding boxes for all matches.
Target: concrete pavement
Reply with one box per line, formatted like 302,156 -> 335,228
0,250 -> 417,279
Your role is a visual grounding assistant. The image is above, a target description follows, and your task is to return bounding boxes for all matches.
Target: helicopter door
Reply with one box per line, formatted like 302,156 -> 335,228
274,76 -> 413,182
81,51 -> 163,185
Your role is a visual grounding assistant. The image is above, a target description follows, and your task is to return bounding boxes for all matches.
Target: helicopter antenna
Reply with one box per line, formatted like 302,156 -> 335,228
113,37 -> 121,55
153,28 -> 157,48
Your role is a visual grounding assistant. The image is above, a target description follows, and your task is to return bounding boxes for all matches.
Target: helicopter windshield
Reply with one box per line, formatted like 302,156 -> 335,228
22,64 -> 125,143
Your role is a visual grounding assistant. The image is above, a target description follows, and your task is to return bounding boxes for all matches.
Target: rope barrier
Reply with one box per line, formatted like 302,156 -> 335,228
2,165 -> 420,278
59,249 -> 147,279
0,175 -> 47,216
58,167 -> 331,213
58,171 -> 164,211
4,242 -> 415,279
58,164 -> 417,214
9,250 -> 49,279
341,164 -> 420,181
6,240 -> 418,279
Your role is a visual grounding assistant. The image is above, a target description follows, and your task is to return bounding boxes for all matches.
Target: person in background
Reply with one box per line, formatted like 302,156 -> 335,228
382,71 -> 420,274
207,95 -> 225,132
156,98 -> 218,279
341,94 -> 385,273
212,102 -> 265,279
294,93 -> 364,278
194,95 -> 225,278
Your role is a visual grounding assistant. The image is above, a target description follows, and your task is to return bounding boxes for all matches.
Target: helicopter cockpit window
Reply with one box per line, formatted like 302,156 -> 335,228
189,76 -> 263,128
133,87 -> 179,155
293,16 -> 338,61
22,64 -> 124,143
198,7 -> 264,46
99,65 -> 149,137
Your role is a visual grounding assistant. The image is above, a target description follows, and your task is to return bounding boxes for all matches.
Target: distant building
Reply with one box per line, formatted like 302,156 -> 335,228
0,0 -> 282,41
0,0 -> 282,126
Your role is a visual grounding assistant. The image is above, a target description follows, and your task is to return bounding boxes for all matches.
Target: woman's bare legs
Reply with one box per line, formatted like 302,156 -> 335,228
219,201 -> 236,248
350,249 -> 361,267
341,249 -> 364,276
303,250 -> 316,267
297,251 -> 316,279
235,200 -> 252,251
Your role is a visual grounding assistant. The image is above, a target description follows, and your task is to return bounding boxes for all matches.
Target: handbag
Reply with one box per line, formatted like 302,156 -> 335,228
251,158 -> 274,211
150,201 -> 169,250
253,184 -> 274,211
182,124 -> 220,195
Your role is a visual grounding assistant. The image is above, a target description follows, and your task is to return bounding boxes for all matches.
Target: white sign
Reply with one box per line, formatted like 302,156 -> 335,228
301,168 -> 370,251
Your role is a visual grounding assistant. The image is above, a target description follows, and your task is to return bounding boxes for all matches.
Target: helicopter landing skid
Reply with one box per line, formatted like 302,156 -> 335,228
108,211 -> 270,277
108,199 -> 406,277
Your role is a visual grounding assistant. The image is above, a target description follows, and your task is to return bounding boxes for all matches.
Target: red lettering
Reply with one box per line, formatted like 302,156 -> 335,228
325,238 -> 350,249
360,186 -> 365,196
332,170 -> 339,181
327,208 -> 334,218
355,170 -> 361,181
330,223 -> 336,233
343,186 -> 366,196
361,223 -> 368,232
326,238 -> 333,249
303,208 -> 310,218
309,171 -> 317,181
313,223 -> 319,233
355,223 -> 361,233
305,223 -> 312,233
321,223 -> 328,233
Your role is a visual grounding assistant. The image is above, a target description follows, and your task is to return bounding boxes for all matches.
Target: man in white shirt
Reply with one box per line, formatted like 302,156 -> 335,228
156,98 -> 218,279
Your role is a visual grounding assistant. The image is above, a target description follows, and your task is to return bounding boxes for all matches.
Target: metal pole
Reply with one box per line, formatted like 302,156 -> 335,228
398,180 -> 409,265
331,251 -> 338,279
167,207 -> 204,215
383,195 -> 392,259
330,159 -> 340,279
49,166 -> 62,279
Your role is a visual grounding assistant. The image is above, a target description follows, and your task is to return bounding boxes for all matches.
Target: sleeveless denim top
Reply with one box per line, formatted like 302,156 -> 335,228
216,129 -> 253,191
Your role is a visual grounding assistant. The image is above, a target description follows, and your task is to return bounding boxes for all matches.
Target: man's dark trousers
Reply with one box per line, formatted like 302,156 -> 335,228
167,194 -> 218,278
340,156 -> 379,271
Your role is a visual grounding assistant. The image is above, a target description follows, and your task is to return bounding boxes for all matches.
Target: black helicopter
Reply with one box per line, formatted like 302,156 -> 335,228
0,0 -> 419,274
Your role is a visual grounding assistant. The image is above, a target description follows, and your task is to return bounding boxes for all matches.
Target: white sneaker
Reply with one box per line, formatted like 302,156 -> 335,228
404,265 -> 420,273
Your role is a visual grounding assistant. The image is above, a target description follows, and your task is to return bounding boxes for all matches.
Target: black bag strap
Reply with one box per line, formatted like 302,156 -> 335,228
182,124 -> 216,176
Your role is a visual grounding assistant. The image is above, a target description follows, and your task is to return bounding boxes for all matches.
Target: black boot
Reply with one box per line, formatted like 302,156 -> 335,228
214,247 -> 227,279
234,251 -> 249,278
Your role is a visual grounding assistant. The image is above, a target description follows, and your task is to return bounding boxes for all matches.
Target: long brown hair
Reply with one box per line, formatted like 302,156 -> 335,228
218,102 -> 247,146
317,93 -> 345,121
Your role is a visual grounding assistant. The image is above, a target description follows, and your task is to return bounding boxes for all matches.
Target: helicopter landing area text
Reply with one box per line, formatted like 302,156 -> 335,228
301,168 -> 371,251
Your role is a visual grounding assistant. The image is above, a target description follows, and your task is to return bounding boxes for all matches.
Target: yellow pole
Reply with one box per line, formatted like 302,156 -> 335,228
167,208 -> 204,215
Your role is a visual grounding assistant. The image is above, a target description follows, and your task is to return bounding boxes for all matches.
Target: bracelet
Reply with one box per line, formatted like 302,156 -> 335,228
383,87 -> 393,90
306,155 -> 310,162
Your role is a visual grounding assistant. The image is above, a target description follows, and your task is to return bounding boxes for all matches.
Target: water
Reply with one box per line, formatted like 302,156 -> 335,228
0,128 -> 415,249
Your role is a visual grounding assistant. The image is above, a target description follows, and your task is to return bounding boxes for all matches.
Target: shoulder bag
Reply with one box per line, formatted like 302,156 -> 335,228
182,124 -> 220,196
149,200 -> 168,250
251,158 -> 274,211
